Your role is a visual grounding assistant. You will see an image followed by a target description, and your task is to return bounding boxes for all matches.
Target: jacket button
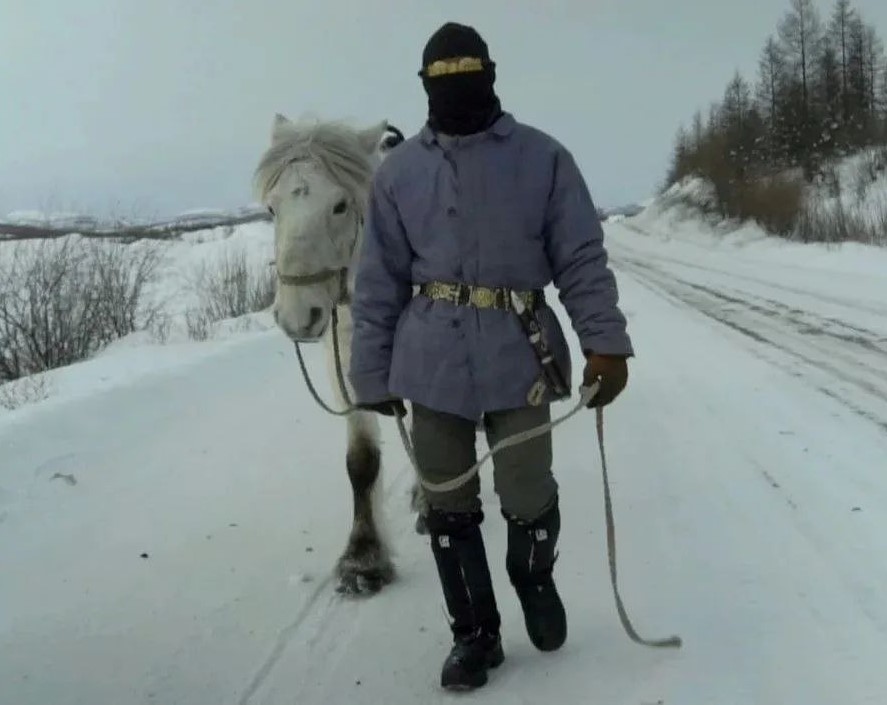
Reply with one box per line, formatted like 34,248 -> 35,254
447,206 -> 457,217
451,320 -> 460,329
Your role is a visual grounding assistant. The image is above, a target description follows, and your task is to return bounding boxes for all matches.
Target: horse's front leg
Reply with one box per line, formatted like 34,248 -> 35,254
335,409 -> 395,595
323,309 -> 393,595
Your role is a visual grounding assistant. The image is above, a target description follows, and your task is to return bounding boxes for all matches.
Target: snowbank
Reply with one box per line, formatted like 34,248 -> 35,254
650,147 -> 887,248
622,186 -> 887,280
811,148 -> 887,224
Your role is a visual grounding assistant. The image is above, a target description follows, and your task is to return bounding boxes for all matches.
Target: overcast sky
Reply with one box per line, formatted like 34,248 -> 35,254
2,0 -> 886,219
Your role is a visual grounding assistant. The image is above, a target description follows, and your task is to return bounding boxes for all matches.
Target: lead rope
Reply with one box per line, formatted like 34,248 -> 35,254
292,311 -> 682,651
292,308 -> 353,416
395,384 -> 599,495
595,404 -> 683,649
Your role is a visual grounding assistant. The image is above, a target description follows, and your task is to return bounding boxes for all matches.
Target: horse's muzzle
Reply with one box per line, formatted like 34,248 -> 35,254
274,306 -> 328,342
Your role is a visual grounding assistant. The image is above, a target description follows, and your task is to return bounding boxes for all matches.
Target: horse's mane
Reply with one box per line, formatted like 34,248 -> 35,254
253,119 -> 376,207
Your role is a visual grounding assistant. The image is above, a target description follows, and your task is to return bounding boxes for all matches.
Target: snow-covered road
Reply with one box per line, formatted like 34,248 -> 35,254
2,222 -> 887,704
612,220 -> 887,434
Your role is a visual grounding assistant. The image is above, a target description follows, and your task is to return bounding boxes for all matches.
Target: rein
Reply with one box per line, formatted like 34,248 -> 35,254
289,310 -> 682,652
292,306 -> 353,417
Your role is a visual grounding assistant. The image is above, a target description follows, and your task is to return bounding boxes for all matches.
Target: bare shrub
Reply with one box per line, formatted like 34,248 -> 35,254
863,194 -> 887,247
184,248 -> 276,340
736,175 -> 805,237
91,242 -> 163,337
821,164 -> 842,200
147,311 -> 173,344
854,160 -> 872,204
852,147 -> 887,204
0,375 -> 52,411
796,203 -> 845,244
185,309 -> 211,342
796,197 -> 887,246
0,238 -> 162,382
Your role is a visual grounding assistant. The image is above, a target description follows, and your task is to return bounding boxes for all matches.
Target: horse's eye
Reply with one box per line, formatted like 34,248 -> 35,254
267,205 -> 275,217
333,200 -> 348,215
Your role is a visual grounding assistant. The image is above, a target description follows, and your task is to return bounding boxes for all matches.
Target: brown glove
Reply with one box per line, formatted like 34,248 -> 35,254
582,354 -> 629,408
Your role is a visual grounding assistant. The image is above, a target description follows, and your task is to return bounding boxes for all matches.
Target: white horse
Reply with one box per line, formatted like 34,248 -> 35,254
253,113 -> 427,596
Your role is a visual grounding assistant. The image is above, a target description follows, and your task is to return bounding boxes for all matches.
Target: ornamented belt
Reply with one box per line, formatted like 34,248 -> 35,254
418,281 -> 545,311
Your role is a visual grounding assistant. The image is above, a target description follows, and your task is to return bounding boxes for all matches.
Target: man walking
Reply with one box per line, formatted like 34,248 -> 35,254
349,22 -> 633,690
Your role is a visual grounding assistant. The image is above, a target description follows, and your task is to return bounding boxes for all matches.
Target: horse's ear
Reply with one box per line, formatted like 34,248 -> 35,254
271,113 -> 291,143
356,120 -> 389,155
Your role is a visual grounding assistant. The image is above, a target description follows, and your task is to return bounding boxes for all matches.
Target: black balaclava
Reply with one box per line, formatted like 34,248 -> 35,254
419,22 -> 503,136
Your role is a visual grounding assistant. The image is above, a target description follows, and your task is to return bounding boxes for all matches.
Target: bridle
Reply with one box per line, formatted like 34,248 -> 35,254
273,200 -> 363,306
276,268 -> 351,306
271,122 -> 405,309
273,214 -> 362,416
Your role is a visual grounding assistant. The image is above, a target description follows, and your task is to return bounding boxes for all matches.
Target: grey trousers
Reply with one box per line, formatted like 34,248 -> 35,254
411,403 -> 557,522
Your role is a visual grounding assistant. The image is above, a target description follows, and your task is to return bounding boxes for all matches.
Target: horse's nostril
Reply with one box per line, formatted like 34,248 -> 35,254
308,307 -> 323,329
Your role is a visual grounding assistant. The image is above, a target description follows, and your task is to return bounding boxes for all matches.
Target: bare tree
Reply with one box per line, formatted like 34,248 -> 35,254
816,42 -> 843,155
757,36 -> 786,128
778,0 -> 823,122
663,0 -> 887,241
829,0 -> 855,123
757,36 -> 789,164
863,25 -> 885,123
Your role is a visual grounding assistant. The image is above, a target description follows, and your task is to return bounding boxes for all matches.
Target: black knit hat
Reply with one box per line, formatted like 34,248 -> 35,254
420,22 -> 494,74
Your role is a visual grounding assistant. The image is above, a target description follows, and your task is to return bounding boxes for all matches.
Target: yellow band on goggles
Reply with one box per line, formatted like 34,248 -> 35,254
423,56 -> 485,77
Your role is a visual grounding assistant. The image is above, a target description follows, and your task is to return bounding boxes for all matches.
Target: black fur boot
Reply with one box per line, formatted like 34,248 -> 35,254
503,497 -> 567,652
427,509 -> 504,690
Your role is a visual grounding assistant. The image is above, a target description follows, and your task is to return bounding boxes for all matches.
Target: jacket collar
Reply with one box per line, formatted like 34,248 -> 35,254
420,111 -> 516,147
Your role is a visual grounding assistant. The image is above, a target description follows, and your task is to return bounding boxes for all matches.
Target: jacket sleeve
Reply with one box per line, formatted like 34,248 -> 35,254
348,172 -> 414,403
542,145 -> 633,357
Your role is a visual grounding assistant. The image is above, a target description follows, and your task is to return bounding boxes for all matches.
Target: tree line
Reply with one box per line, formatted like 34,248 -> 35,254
666,0 -> 887,235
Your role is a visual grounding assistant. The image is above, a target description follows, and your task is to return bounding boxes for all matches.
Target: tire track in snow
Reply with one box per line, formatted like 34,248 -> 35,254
618,221 -> 887,318
616,255 -> 887,435
676,279 -> 887,377
621,256 -> 887,580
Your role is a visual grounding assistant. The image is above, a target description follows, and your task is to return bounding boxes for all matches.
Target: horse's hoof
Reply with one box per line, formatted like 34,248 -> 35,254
336,572 -> 384,596
414,513 -> 429,535
335,559 -> 394,597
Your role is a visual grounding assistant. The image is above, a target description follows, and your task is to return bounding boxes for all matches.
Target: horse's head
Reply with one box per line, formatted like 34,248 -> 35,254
254,113 -> 394,342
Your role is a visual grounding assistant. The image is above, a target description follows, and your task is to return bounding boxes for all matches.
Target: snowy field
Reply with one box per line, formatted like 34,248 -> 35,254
2,202 -> 887,704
